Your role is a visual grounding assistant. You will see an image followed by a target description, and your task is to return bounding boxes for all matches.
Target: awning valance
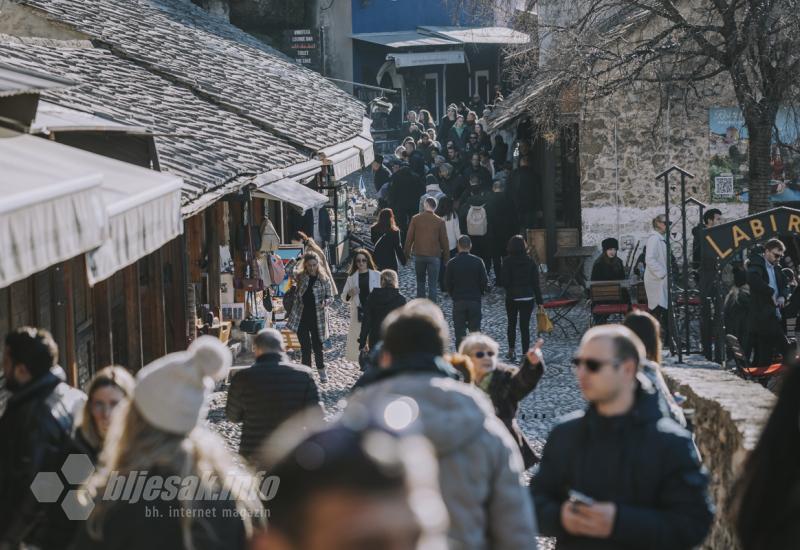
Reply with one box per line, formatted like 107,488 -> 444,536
253,178 -> 330,213
0,131 -> 107,288
0,130 -> 183,287
387,50 -> 465,68
317,118 -> 375,178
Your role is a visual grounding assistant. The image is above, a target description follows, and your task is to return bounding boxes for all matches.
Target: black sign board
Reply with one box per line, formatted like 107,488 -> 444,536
703,206 -> 800,264
282,28 -> 321,72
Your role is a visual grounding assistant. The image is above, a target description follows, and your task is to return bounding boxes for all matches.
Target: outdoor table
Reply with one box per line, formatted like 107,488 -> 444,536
554,246 -> 596,297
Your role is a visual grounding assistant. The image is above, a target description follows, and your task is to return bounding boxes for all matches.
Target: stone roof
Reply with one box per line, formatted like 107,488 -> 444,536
17,0 -> 366,150
0,36 -> 307,216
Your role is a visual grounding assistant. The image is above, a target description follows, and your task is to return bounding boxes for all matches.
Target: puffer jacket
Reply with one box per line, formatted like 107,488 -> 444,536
349,356 -> 538,549
358,287 -> 407,349
532,375 -> 713,550
0,371 -> 86,549
500,254 -> 543,303
226,352 -> 322,460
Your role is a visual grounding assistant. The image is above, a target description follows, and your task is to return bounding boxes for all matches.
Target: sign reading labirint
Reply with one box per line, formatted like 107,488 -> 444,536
703,207 -> 800,263
282,29 -> 321,72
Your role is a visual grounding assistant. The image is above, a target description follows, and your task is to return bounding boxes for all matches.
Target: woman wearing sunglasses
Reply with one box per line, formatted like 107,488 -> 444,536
458,333 -> 545,469
341,249 -> 380,363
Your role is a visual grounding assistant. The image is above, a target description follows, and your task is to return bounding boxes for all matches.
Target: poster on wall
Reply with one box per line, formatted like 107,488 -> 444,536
709,107 -> 800,203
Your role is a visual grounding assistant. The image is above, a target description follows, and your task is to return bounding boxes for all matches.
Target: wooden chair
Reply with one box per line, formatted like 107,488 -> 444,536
589,282 -> 629,325
725,334 -> 785,388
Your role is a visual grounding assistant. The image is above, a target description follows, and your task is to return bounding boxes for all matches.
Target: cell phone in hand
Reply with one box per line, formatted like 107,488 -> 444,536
568,489 -> 596,507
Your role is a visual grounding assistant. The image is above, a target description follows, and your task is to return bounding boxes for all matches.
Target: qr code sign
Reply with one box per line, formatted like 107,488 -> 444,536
714,175 -> 734,197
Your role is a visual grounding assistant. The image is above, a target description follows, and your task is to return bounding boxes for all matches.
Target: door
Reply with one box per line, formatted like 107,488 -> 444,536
424,73 -> 439,121
474,70 -> 490,106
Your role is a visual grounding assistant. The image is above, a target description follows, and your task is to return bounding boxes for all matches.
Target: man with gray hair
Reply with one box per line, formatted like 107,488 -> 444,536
532,325 -> 712,549
226,327 -> 322,461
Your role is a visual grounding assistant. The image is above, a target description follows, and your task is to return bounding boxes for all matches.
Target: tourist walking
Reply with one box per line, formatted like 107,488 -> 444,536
0,327 -> 86,549
644,214 -> 670,326
404,197 -> 450,303
341,249 -> 381,363
746,238 -> 790,367
445,235 -> 489,348
500,234 -> 543,360
371,154 -> 392,194
436,196 -> 461,290
488,179 -> 519,282
730,358 -> 800,550
348,300 -> 538,549
532,325 -> 713,549
359,269 -> 407,352
226,328 -> 322,461
387,159 -> 425,237
75,366 -> 135,464
459,174 -> 494,269
287,251 -> 334,383
74,337 -> 264,550
459,334 -> 544,469
370,208 -> 406,272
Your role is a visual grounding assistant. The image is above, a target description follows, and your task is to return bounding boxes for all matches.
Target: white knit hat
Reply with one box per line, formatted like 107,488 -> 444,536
133,336 -> 231,435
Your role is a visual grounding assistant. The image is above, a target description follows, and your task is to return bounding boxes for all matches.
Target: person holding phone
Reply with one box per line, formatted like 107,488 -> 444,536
531,325 -> 713,549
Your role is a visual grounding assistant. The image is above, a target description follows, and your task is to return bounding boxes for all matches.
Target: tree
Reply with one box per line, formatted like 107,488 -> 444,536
469,0 -> 800,213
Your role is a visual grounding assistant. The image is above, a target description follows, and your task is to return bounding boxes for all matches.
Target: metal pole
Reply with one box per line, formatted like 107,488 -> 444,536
663,173 -> 677,360
681,173 -> 690,356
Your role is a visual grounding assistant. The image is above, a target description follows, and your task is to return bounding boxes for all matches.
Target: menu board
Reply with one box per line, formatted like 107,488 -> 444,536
282,29 -> 321,72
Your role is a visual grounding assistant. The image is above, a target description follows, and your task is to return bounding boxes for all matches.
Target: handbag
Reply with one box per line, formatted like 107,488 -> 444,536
262,286 -> 273,313
536,306 -> 554,334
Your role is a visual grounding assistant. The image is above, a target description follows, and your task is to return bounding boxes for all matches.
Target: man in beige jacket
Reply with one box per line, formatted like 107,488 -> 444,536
404,197 -> 450,303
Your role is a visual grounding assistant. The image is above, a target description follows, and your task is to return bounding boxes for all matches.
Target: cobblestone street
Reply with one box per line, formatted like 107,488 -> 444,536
206,196 -> 589,548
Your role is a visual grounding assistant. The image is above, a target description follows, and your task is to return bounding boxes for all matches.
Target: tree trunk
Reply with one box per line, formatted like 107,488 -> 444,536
745,109 -> 777,214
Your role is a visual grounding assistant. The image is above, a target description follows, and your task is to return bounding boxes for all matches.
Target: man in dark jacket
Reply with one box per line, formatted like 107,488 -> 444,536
0,327 -> 86,549
459,176 -> 494,269
532,325 -> 713,550
462,152 -> 492,190
746,239 -> 790,366
445,235 -> 489,347
226,328 -> 322,461
487,180 -> 518,281
508,155 -> 542,232
359,269 -> 407,351
387,161 -> 424,237
692,208 -> 722,360
371,154 -> 392,194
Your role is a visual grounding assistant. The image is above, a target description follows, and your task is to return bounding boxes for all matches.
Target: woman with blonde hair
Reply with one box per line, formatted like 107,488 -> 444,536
75,366 -> 135,463
296,231 -> 333,283
459,333 -> 544,469
341,248 -> 380,363
287,251 -> 335,383
74,337 -> 265,549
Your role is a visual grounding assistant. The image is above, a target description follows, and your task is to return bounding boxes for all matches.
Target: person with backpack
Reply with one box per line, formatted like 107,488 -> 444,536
459,174 -> 494,270
445,235 -> 489,348
404,197 -> 450,303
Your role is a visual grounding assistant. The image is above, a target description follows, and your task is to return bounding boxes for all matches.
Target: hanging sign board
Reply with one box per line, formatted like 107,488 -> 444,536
281,29 -> 321,72
703,206 -> 800,263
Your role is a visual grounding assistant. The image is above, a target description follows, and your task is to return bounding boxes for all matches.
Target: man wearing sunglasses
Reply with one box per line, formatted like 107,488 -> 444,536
532,325 -> 712,549
746,238 -> 791,367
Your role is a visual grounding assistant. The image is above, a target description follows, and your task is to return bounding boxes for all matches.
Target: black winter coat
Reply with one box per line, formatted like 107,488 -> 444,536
532,377 -> 713,550
388,166 -> 424,212
479,357 -> 544,469
0,371 -> 85,549
746,253 -> 788,332
487,191 -> 518,248
371,227 -> 406,272
226,353 -> 322,460
359,287 -> 407,348
508,166 -> 542,229
372,164 -> 392,193
500,254 -> 543,303
73,466 -> 246,550
591,256 -> 625,281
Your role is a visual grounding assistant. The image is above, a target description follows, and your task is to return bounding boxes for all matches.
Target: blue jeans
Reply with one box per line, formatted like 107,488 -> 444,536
415,255 -> 440,303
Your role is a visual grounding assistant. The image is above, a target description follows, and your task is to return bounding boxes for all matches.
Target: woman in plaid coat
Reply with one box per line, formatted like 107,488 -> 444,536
286,252 -> 334,383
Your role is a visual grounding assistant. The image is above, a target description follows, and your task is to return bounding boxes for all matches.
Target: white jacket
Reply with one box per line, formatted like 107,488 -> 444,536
644,231 -> 669,309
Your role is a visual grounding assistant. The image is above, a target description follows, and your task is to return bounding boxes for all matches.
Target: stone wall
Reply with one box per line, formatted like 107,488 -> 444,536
661,356 -> 775,550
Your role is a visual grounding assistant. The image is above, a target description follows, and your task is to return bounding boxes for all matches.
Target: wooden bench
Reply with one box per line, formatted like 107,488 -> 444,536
589,282 -> 629,325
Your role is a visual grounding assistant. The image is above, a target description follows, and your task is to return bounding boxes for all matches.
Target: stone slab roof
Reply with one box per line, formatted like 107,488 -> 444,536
17,0 -> 366,150
0,36 -> 307,216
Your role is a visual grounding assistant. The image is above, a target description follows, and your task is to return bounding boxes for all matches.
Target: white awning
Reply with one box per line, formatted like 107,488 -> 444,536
317,118 -> 375,178
351,30 -> 458,49
418,26 -> 531,45
31,101 -> 149,134
0,130 -> 183,287
0,130 -> 106,288
387,50 -> 465,68
253,177 -> 329,213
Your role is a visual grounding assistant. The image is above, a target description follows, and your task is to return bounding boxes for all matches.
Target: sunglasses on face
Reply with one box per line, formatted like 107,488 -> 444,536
474,350 -> 496,359
571,356 -> 616,372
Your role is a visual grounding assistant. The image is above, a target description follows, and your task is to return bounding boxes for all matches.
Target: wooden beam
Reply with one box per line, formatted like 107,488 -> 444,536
207,203 -> 222,313
139,250 -> 166,365
163,237 -> 187,352
92,279 -> 113,367
62,260 -> 77,386
123,262 -> 142,371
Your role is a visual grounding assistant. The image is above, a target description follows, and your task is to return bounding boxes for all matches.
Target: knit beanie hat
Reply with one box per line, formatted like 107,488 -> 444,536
133,336 -> 231,435
602,238 -> 619,251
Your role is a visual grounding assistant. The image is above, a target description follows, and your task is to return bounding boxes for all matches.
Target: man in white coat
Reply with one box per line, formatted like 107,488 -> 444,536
644,214 -> 670,326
